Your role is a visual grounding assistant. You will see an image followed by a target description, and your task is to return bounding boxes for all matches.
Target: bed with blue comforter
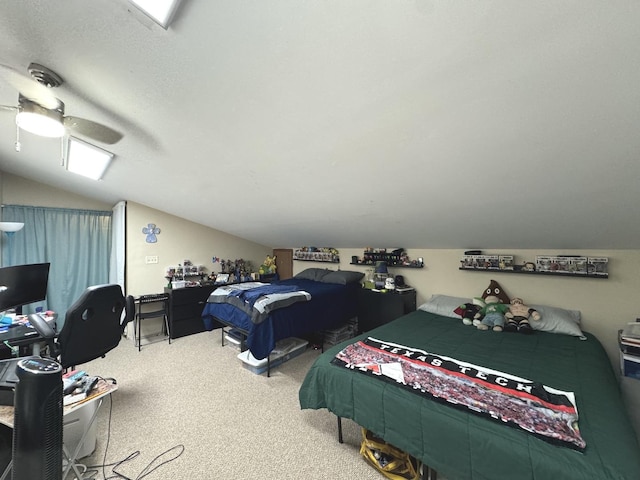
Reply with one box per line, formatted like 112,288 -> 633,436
202,269 -> 362,360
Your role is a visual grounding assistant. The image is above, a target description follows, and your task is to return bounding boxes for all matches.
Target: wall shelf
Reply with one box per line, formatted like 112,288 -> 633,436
293,248 -> 339,263
354,248 -> 424,269
297,259 -> 340,263
351,262 -> 423,269
458,267 -> 608,279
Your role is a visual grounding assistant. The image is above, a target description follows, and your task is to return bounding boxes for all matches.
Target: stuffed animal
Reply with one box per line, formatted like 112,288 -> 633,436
474,294 -> 509,331
470,279 -> 510,330
258,255 -> 277,275
504,297 -> 541,334
482,279 -> 510,304
454,302 -> 483,326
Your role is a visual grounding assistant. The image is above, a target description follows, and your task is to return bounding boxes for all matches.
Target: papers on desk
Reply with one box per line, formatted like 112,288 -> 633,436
63,377 -> 115,409
0,313 -> 55,334
63,371 -> 98,406
64,391 -> 87,406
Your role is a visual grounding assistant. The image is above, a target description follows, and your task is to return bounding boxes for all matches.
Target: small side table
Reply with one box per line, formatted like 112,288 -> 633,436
357,288 -> 417,333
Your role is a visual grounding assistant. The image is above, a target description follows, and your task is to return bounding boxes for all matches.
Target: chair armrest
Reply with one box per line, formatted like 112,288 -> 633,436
27,313 -> 59,357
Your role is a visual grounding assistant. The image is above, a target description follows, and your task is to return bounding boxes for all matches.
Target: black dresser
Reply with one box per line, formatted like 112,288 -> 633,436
164,285 -> 216,339
357,288 -> 417,333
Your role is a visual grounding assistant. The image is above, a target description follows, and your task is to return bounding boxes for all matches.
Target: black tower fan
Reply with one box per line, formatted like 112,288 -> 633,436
12,357 -> 63,480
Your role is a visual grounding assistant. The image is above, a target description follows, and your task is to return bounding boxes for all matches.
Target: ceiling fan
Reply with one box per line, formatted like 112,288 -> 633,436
0,62 -> 123,145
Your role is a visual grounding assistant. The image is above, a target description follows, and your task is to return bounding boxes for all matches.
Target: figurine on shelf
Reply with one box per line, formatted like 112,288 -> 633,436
259,255 -> 277,275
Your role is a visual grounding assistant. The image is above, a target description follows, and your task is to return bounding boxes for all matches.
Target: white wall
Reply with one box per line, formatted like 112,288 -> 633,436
126,202 -> 272,297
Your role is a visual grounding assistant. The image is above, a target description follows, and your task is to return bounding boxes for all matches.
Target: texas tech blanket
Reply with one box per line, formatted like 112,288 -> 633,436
331,337 -> 586,451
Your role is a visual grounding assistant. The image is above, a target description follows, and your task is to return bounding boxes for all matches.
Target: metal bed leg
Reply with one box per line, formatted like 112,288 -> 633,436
421,464 -> 437,480
337,416 -> 343,443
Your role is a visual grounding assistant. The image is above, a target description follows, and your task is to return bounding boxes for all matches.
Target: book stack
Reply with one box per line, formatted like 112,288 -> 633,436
619,323 -> 640,379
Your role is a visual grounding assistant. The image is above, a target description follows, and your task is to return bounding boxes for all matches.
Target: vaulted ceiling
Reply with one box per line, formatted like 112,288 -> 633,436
0,1 -> 639,249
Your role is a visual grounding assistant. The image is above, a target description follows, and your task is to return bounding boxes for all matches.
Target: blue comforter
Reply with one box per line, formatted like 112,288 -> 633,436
202,278 -> 359,359
207,281 -> 311,325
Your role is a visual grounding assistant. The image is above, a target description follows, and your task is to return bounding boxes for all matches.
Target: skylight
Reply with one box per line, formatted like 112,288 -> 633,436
66,137 -> 114,181
128,0 -> 183,29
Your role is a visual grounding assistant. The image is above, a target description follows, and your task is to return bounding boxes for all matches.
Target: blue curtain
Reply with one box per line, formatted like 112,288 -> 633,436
1,205 -> 112,325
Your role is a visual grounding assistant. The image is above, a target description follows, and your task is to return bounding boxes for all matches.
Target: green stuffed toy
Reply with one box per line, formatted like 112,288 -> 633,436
474,295 -> 509,331
473,280 -> 511,332
258,255 -> 277,275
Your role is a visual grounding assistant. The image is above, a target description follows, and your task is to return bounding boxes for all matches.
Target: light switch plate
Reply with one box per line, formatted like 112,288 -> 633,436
145,255 -> 158,264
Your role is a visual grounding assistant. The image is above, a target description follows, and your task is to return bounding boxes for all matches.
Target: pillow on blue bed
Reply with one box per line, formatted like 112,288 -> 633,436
530,304 -> 584,338
320,270 -> 364,285
418,294 -> 471,319
294,268 -> 332,281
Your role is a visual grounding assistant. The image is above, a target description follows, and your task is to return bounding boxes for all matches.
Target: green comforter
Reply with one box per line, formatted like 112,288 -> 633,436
299,310 -> 640,480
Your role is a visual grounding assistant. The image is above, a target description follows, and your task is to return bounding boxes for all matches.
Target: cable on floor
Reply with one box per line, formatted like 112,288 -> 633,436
83,390 -> 185,480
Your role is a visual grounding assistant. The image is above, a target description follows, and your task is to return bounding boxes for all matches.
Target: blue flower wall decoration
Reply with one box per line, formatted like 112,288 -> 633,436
142,223 -> 161,243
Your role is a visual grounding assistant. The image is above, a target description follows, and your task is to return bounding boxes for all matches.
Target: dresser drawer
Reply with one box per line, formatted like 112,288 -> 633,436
165,285 -> 216,339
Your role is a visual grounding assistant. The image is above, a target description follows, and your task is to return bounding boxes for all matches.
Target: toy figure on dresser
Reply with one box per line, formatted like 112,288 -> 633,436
259,255 -> 277,277
504,298 -> 541,334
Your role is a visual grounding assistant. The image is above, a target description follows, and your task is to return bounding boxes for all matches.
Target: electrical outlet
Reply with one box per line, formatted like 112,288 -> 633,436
145,255 -> 158,264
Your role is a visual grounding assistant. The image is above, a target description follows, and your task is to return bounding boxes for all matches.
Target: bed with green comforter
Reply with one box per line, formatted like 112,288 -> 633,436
299,310 -> 640,480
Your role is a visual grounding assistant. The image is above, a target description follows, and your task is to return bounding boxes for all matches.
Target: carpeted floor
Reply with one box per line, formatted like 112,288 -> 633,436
78,330 -> 393,480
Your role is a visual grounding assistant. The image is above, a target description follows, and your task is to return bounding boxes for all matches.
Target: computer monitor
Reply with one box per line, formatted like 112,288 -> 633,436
0,263 -> 50,313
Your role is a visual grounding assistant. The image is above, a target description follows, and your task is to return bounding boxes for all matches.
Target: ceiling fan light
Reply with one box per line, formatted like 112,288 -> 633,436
16,109 -> 65,138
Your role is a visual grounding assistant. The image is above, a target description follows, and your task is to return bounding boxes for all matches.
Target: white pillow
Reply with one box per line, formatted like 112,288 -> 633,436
418,294 -> 472,319
529,304 -> 584,337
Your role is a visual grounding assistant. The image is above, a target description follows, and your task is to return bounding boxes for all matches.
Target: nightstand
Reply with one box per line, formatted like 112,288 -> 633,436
357,288 -> 416,333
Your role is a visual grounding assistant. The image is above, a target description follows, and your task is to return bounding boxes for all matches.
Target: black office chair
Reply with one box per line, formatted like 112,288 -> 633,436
134,293 -> 170,351
0,284 -> 134,387
31,284 -> 135,368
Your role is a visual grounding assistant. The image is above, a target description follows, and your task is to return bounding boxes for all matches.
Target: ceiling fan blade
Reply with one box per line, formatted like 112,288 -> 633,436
64,116 -> 123,145
0,63 -> 61,110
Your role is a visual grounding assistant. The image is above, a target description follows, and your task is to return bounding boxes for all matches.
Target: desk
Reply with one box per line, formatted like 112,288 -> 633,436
0,314 -> 57,358
0,378 -> 117,480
